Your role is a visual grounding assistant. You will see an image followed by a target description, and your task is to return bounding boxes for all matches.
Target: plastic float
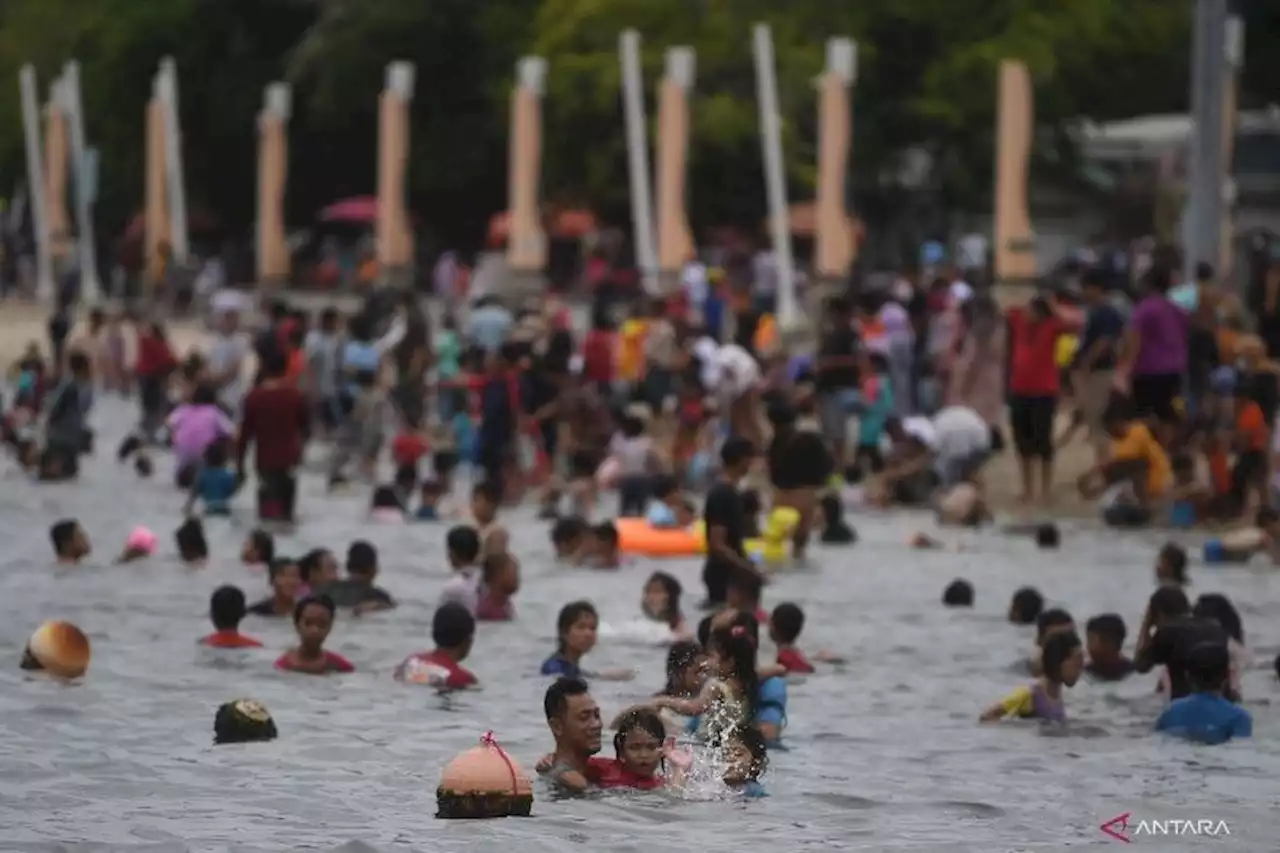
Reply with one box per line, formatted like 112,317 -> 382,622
437,731 -> 533,819
20,620 -> 91,679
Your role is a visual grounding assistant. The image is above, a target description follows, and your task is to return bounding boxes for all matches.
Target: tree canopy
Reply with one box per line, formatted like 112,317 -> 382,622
0,0 -> 1271,255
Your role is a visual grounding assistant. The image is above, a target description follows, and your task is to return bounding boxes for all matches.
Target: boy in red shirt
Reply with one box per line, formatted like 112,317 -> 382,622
199,586 -> 263,649
394,602 -> 478,690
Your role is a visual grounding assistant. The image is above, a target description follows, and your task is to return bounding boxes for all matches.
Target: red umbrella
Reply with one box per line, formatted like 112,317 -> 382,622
320,196 -> 379,224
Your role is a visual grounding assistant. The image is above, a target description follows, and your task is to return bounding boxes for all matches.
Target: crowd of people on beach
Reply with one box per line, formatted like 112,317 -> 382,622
11,241 -> 1279,798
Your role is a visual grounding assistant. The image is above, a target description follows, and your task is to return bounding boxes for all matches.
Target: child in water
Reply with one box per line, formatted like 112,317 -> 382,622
980,630 -> 1083,722
476,552 -> 519,621
275,595 -> 354,674
641,571 -> 688,636
1155,641 -> 1251,744
249,558 -> 304,617
1084,613 -> 1134,681
654,623 -> 757,744
200,586 -> 263,648
595,709 -> 690,790
581,522 -> 621,569
175,517 -> 209,566
241,529 -> 275,571
1028,608 -> 1075,675
770,603 -> 844,673
1008,586 -> 1044,625
370,485 -> 406,520
540,600 -> 632,680
184,441 -> 238,516
395,601 -> 478,690
550,516 -> 590,562
646,475 -> 695,529
722,724 -> 769,798
415,479 -> 443,520
116,526 -> 157,563
1155,542 -> 1189,588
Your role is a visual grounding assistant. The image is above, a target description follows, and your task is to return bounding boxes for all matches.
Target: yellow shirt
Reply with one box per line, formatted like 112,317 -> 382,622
1111,422 -> 1171,497
753,314 -> 779,355
617,320 -> 648,382
997,685 -> 1036,718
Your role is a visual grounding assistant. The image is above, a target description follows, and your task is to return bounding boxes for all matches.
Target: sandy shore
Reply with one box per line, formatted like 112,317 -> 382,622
0,295 -> 1100,519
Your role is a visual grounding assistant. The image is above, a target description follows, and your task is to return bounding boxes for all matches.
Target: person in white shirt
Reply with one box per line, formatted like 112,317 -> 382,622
876,406 -> 991,506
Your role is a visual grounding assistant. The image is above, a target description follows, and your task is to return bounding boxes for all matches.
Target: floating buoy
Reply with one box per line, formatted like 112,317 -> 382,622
21,620 -> 90,679
436,731 -> 533,819
214,698 -> 278,745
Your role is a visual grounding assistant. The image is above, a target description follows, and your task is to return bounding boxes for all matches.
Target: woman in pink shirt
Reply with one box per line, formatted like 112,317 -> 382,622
168,382 -> 235,482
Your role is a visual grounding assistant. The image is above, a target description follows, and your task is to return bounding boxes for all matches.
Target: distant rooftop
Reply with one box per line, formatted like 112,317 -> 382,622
1077,107 -> 1280,158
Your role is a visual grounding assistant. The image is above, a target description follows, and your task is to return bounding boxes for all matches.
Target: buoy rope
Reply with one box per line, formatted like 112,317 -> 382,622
481,730 -> 519,795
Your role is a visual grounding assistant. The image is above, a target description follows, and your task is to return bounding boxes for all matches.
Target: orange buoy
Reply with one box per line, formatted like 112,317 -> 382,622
21,620 -> 90,679
437,732 -> 533,819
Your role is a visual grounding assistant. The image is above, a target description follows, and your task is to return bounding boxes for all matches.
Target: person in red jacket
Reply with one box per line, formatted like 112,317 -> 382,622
1006,294 -> 1078,505
237,350 -> 309,523
135,321 -> 178,437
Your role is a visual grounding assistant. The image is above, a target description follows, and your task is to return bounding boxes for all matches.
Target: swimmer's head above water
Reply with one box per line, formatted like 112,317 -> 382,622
118,526 -> 157,563
175,518 -> 208,564
1155,542 -> 1189,587
642,571 -> 683,629
942,579 -> 974,608
1040,630 -> 1084,687
50,518 -> 90,564
241,529 -> 274,566
1007,587 -> 1044,626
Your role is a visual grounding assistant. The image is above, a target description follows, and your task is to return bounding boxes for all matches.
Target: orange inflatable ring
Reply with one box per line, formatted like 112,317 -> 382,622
616,518 -> 706,557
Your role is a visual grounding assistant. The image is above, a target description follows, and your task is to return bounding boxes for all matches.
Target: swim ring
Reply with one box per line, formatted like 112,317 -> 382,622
616,518 -> 706,557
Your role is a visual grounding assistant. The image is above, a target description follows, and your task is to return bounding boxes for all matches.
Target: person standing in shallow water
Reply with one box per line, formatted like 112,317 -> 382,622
237,349 -> 309,524
702,437 -> 760,608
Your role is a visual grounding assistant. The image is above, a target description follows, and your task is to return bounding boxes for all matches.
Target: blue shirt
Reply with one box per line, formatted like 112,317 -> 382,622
468,306 -> 513,354
734,780 -> 767,798
342,341 -> 380,393
195,467 -> 238,512
646,502 -> 678,528
858,374 -> 895,447
1156,692 -> 1252,745
414,505 -> 438,521
1074,303 -> 1125,371
541,653 -> 582,680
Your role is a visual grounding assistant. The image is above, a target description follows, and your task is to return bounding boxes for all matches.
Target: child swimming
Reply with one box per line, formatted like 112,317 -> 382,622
248,557 -> 303,617
541,600 -> 632,680
721,724 -> 769,798
184,441 -> 238,516
199,586 -> 263,648
942,579 -> 974,607
980,630 -> 1083,722
275,595 -> 354,675
550,515 -> 590,562
595,708 -> 687,790
117,526 -> 157,563
1155,641 -> 1251,744
439,525 -> 482,615
1084,613 -> 1133,680
395,601 -> 478,690
769,602 -> 843,673
241,528 -> 275,570
1155,542 -> 1189,587
1007,586 -> 1044,625
49,518 -> 91,565
641,571 -> 688,636
175,517 -> 209,565
655,623 -> 757,745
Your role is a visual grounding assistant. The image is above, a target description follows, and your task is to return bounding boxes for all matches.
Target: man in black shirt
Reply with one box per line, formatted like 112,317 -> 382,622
701,436 -> 761,608
814,297 -> 860,472
1134,586 -> 1229,701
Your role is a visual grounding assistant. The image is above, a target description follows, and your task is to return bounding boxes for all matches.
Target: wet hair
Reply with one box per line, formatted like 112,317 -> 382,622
709,623 -> 759,722
50,519 -> 79,555
176,518 -> 209,561
268,557 -> 298,581
213,699 -> 278,745
591,521 -> 619,549
1147,586 -> 1191,622
770,602 -> 805,644
370,485 -> 404,511
555,600 -> 597,654
551,516 -> 588,550
663,640 -> 702,696
134,454 -> 153,478
1085,613 -> 1127,649
1035,608 -> 1074,644
1186,640 -> 1230,692
1008,586 -> 1044,625
446,525 -> 482,564
696,613 -> 715,649
740,489 -> 762,519
1157,542 -> 1188,584
1034,523 -> 1060,549
544,676 -> 591,720
346,540 -> 378,575
942,579 -> 974,607
433,602 -> 476,649
619,415 -> 645,439
726,724 -> 768,779
612,707 -> 666,759
1040,630 -> 1082,683
292,594 -> 336,625
472,481 -> 501,506
645,571 -> 683,628
210,585 -> 248,630
1193,593 -> 1243,644
297,549 -> 326,582
247,529 -> 275,564
720,436 -> 756,468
